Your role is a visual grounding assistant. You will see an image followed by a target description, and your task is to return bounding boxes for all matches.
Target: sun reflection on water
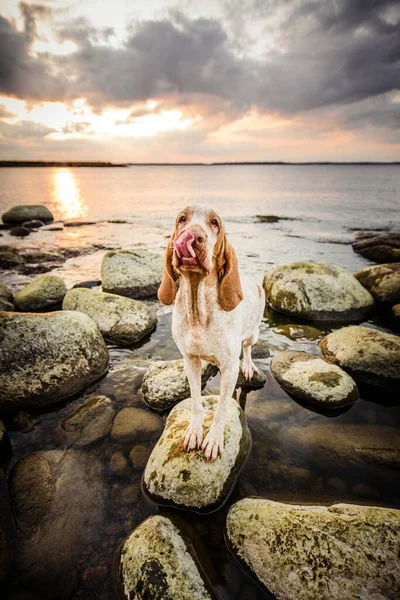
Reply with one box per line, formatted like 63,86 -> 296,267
51,168 -> 88,219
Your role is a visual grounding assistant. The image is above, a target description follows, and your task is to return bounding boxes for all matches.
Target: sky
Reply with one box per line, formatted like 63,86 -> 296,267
0,0 -> 399,162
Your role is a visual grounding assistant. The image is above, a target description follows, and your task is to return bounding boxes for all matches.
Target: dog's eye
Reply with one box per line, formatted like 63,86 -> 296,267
179,215 -> 186,223
211,218 -> 219,227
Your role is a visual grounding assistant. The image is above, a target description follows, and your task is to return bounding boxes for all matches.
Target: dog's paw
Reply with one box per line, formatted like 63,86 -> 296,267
241,359 -> 259,381
201,427 -> 224,461
182,417 -> 203,451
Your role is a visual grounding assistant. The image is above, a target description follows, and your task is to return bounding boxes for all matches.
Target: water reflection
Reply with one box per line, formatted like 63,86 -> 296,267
51,168 -> 88,219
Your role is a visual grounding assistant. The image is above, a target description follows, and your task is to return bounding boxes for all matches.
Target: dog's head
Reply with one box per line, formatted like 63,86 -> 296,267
158,204 -> 243,311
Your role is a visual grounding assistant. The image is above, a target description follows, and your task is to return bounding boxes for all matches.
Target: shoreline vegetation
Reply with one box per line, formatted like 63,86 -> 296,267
0,160 -> 399,168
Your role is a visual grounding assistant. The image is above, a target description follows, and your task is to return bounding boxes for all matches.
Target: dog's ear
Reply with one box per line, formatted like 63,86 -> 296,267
158,229 -> 179,305
215,226 -> 243,311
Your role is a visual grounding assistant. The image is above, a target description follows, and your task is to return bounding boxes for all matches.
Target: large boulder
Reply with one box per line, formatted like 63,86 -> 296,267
62,287 -> 157,345
352,232 -> 400,263
0,311 -> 109,411
10,450 -> 105,599
115,515 -> 213,600
101,249 -> 163,299
226,498 -> 400,600
355,263 -> 400,303
263,262 -> 374,322
58,394 -> 114,447
111,407 -> 163,444
14,275 -> 67,311
143,396 -> 251,513
319,325 -> 400,390
270,350 -> 358,408
142,360 -> 217,411
2,205 -> 54,224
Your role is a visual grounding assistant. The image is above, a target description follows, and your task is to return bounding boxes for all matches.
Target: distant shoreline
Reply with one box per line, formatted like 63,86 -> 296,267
0,160 -> 399,168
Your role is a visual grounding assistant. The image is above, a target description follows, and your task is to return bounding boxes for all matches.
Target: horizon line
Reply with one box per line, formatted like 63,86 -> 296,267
0,160 -> 399,167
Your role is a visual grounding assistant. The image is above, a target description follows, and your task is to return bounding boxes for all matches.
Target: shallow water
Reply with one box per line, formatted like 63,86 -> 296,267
0,165 -> 400,599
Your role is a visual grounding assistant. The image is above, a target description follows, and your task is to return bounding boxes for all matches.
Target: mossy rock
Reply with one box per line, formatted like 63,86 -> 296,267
0,311 -> 109,410
0,298 -> 14,311
14,275 -> 67,311
392,304 -> 400,330
0,282 -> 13,302
263,262 -> 374,322
319,325 -> 400,390
62,288 -> 157,345
142,360 -> 218,411
226,498 -> 400,600
270,350 -> 358,408
2,205 -> 54,224
143,396 -> 251,513
101,249 -> 163,299
355,263 -> 400,303
115,515 -> 213,600
352,232 -> 400,263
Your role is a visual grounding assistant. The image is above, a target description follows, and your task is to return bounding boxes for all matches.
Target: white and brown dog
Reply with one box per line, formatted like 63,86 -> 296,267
158,205 -> 265,460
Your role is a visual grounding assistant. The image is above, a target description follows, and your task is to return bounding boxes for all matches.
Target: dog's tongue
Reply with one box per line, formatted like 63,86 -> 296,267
174,229 -> 196,259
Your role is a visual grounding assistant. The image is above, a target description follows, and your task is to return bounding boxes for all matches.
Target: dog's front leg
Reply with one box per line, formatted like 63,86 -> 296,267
202,360 -> 239,461
182,355 -> 204,450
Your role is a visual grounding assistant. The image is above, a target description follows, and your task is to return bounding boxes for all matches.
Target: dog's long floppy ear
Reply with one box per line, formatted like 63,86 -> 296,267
215,226 -> 243,311
158,230 -> 179,305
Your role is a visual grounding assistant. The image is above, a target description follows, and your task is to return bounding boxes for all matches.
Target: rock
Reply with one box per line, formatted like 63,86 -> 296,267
72,279 -> 102,289
319,325 -> 400,389
109,452 -> 131,478
256,215 -> 294,223
355,263 -> 400,303
0,298 -> 14,311
392,304 -> 400,329
101,249 -> 163,299
263,262 -> 374,322
120,483 -> 140,504
352,232 -> 400,263
129,444 -> 152,470
2,205 -> 54,225
250,339 -> 270,358
62,288 -> 157,345
21,219 -> 45,229
111,407 -> 163,444
142,360 -> 217,411
10,226 -> 30,237
0,282 -> 13,302
0,249 -> 23,269
226,498 -> 400,600
0,311 -> 109,410
273,324 -> 322,340
270,350 -> 358,408
115,515 -> 213,600
236,367 -> 266,388
59,395 -> 114,447
9,411 -> 37,433
10,450 -> 105,599
0,420 -> 5,442
14,275 -> 67,311
0,523 -> 12,583
143,396 -> 251,512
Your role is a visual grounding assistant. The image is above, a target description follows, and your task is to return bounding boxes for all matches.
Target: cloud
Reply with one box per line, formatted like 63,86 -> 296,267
0,118 -> 55,140
0,104 -> 17,118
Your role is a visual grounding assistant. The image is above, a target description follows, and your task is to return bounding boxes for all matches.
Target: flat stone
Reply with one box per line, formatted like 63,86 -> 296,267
14,275 -> 67,311
143,396 -> 251,513
72,280 -> 102,289
226,498 -> 400,600
142,360 -> 217,411
111,407 -> 163,444
270,350 -> 358,408
62,288 -> 157,345
355,263 -> 400,303
101,249 -> 163,299
115,515 -> 213,600
2,205 -> 54,224
263,262 -> 374,322
0,282 -> 13,302
0,311 -> 109,410
319,325 -> 400,389
59,395 -> 114,446
352,232 -> 400,263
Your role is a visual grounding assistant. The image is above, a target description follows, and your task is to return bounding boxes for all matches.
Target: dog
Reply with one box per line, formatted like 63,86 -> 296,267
158,205 -> 265,460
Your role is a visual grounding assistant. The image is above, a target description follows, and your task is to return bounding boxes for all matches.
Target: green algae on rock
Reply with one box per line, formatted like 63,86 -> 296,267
62,287 -> 157,345
270,350 -> 358,408
58,394 -> 115,447
263,262 -> 374,322
319,325 -> 400,390
142,359 -> 217,411
101,249 -> 163,299
14,275 -> 67,311
0,311 -> 109,410
355,262 -> 400,303
226,498 -> 400,600
143,396 -> 251,513
115,515 -> 213,600
2,204 -> 54,224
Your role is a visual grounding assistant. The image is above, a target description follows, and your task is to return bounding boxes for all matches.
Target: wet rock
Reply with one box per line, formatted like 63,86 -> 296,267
111,407 -> 163,444
226,498 -> 400,600
109,452 -> 131,478
0,311 -> 109,410
273,324 -> 322,340
355,263 -> 400,304
73,279 -> 102,289
0,298 -> 14,311
0,249 -> 23,269
0,523 -> 12,583
62,288 -> 157,345
10,226 -> 30,237
263,262 -> 374,322
102,249 -> 163,299
236,367 -> 266,388
129,444 -> 152,470
21,219 -> 45,229
143,396 -> 251,512
59,395 -> 114,447
120,483 -> 140,504
0,282 -> 13,302
14,275 -> 67,311
10,450 -> 105,599
352,232 -> 400,263
256,215 -> 294,223
250,339 -> 270,359
2,205 -> 54,225
270,350 -> 358,408
319,325 -> 400,390
9,410 -> 37,433
64,220 -> 97,227
115,515 -> 213,600
142,360 -> 217,411
392,304 -> 400,329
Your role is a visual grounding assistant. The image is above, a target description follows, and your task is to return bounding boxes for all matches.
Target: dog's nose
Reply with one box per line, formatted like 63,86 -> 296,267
188,225 -> 207,246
